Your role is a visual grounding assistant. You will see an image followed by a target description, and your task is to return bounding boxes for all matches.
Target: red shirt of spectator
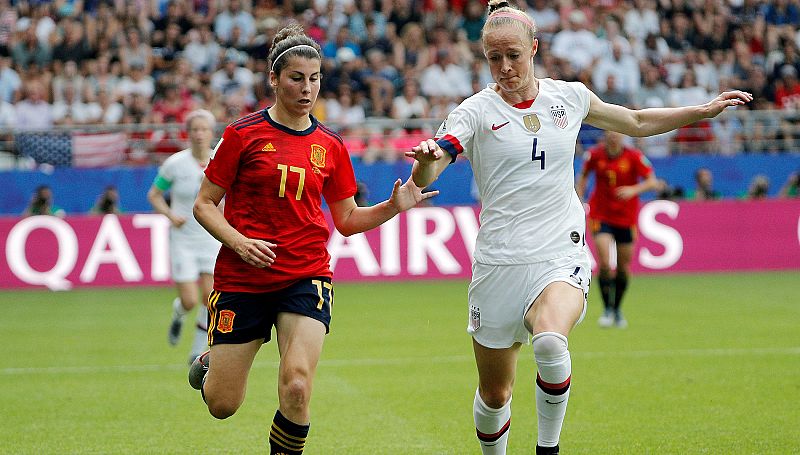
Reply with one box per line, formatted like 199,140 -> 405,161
204,110 -> 356,292
582,143 -> 654,227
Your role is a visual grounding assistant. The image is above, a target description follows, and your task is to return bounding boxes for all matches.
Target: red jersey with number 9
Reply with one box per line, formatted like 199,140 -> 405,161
204,110 -> 357,292
582,145 -> 653,228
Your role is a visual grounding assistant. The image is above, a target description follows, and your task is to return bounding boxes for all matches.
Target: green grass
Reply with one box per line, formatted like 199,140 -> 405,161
1,272 -> 798,454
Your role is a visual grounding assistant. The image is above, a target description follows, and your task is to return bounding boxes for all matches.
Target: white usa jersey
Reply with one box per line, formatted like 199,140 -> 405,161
156,149 -> 221,248
435,79 -> 590,264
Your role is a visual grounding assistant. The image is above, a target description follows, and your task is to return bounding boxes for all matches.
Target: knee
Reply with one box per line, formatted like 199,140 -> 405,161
478,386 -> 513,409
598,265 -> 612,278
532,332 -> 568,360
206,398 -> 241,420
280,373 -> 313,410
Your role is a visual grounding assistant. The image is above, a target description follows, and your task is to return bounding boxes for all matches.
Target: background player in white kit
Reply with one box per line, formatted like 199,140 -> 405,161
148,109 -> 221,364
407,1 -> 752,454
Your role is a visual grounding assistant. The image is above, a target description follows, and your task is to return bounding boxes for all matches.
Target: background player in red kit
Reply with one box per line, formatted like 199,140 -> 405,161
576,131 -> 659,328
191,24 -> 436,454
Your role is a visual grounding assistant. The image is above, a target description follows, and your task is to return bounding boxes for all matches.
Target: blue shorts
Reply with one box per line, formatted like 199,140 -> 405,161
592,221 -> 636,244
206,277 -> 334,345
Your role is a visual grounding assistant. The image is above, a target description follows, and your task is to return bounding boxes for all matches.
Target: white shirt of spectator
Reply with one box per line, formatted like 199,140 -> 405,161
551,26 -> 602,71
436,79 -> 590,264
156,149 -> 222,246
420,62 -> 472,99
15,99 -> 53,130
0,100 -> 15,128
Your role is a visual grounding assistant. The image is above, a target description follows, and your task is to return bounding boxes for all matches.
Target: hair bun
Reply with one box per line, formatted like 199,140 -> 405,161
488,0 -> 511,14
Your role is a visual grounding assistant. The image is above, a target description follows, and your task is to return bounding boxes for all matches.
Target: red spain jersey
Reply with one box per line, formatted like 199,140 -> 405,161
205,110 -> 357,292
582,145 -> 653,227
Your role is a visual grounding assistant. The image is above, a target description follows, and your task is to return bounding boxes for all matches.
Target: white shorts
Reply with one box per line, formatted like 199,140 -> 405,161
170,238 -> 218,283
467,250 -> 591,349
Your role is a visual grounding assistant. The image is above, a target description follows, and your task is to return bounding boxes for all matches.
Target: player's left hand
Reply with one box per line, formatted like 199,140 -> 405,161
388,177 -> 439,212
615,186 -> 638,200
705,90 -> 753,118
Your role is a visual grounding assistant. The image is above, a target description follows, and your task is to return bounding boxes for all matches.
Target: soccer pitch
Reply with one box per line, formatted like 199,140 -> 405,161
1,272 -> 798,454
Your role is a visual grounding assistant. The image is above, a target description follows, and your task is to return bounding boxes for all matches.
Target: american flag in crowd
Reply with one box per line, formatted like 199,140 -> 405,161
16,132 -> 126,167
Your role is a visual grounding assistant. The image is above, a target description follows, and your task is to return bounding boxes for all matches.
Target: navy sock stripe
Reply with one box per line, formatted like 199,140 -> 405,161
476,418 -> 511,442
536,374 -> 571,396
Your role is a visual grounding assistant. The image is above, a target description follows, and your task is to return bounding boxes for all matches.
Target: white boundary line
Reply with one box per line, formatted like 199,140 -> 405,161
2,347 -> 798,376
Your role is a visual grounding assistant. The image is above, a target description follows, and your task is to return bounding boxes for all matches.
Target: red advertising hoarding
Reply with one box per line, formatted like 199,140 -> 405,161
1,200 -> 798,289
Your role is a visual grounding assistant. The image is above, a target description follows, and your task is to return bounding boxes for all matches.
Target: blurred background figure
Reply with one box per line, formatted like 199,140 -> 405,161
147,109 -> 220,364
577,131 -> 660,328
690,167 -> 721,200
23,184 -> 65,217
745,174 -> 771,200
780,170 -> 800,198
91,185 -> 123,214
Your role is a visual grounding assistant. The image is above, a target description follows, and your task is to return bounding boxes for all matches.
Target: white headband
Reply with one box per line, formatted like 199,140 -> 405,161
271,44 -> 320,71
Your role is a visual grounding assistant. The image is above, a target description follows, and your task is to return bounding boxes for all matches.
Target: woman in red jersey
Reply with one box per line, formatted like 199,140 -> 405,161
576,130 -> 660,329
191,24 -> 436,454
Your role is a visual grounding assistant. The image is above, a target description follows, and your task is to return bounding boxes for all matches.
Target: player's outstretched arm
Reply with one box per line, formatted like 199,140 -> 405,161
193,177 -> 276,268
585,90 -> 753,137
405,139 -> 450,188
329,178 -> 439,237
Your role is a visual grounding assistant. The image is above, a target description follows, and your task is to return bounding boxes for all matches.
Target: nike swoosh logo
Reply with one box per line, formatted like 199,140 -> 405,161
545,399 -> 565,405
491,121 -> 510,131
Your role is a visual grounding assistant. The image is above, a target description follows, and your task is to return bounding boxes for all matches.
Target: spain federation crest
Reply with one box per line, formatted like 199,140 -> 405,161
550,105 -> 568,129
310,144 -> 326,168
217,310 -> 236,333
523,114 -> 541,133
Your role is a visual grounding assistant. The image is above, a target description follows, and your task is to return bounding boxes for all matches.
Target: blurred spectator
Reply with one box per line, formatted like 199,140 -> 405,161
326,84 -> 366,128
527,0 -> 559,42
388,0 -> 422,34
53,82 -> 99,125
52,19 -> 93,66
23,185 -> 65,217
11,23 -> 52,70
597,75 -> 630,106
551,10 -> 601,72
689,168 -> 721,200
118,27 -> 153,75
322,26 -> 362,61
15,80 -> 53,130
152,22 -> 185,76
656,178 -> 684,200
0,49 -> 21,103
116,61 -> 156,103
419,48 -> 470,99
745,174 -> 771,199
152,0 -> 193,44
392,22 -> 429,73
633,64 -> 669,109
95,86 -> 124,125
359,17 -> 392,56
52,60 -> 84,103
423,0 -> 461,35
354,180 -> 369,206
391,79 -> 429,120
774,64 -> 800,110
774,118 -> 800,152
210,49 -> 255,106
711,114 -> 745,155
123,92 -> 152,124
779,170 -> 800,197
462,0 -> 487,43
349,0 -> 387,43
91,185 -> 123,214
214,0 -> 256,47
624,0 -> 659,41
152,83 -> 196,124
358,48 -> 400,116
183,25 -> 222,74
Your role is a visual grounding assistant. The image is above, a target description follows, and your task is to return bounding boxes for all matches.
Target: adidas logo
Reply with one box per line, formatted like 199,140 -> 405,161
262,142 -> 276,152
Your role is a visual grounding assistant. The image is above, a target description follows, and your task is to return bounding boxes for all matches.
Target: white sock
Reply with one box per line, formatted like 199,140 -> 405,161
172,297 -> 188,318
474,388 -> 511,454
533,332 -> 571,448
189,304 -> 209,358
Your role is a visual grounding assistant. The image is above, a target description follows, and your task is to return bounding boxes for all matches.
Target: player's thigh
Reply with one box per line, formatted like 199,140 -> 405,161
615,241 -> 634,273
526,281 -> 585,337
275,312 -> 327,381
205,339 -> 262,399
592,231 -> 615,269
473,339 -> 521,404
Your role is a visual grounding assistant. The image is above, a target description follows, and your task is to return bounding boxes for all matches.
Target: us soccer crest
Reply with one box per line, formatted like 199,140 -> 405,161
523,114 -> 541,133
550,105 -> 568,129
310,144 -> 326,168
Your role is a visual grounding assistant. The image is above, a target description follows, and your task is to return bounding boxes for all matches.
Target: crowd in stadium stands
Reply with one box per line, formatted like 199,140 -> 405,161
1,0 -> 800,161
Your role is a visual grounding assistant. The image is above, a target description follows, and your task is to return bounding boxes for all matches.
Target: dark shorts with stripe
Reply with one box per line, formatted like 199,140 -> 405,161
206,277 -> 334,345
590,220 -> 636,244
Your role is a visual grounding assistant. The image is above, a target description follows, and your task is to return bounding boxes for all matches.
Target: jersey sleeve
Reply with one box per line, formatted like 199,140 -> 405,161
153,155 -> 176,190
322,140 -> 358,204
205,125 -> 244,191
567,81 -> 592,119
434,102 -> 477,163
633,150 -> 654,178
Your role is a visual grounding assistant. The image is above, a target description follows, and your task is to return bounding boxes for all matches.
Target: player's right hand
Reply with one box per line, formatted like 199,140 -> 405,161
171,215 -> 187,228
405,139 -> 444,163
234,238 -> 277,268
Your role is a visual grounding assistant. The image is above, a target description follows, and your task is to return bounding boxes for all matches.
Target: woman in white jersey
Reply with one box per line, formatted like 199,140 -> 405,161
148,109 -> 222,364
407,2 -> 752,454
